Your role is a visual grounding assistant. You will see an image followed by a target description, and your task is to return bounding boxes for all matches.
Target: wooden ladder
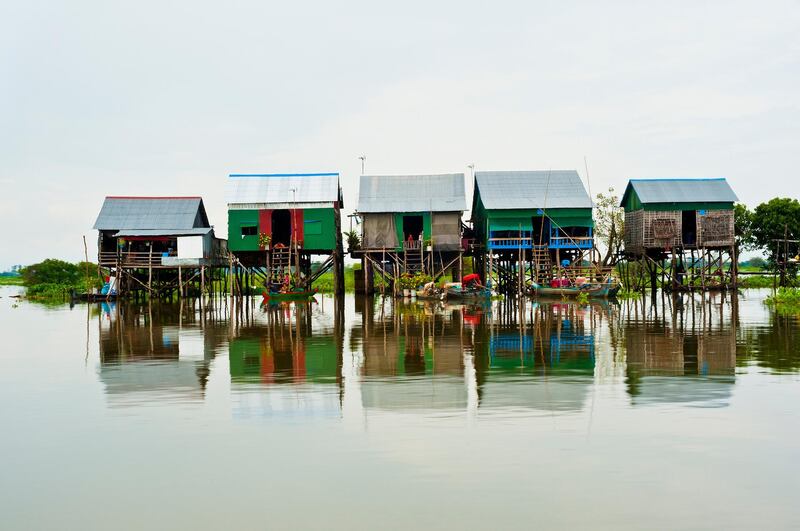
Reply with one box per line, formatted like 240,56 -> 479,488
270,246 -> 291,281
531,246 -> 552,284
404,245 -> 424,274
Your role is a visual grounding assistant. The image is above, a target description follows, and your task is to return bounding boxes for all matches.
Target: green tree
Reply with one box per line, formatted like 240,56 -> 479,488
733,203 -> 754,273
594,187 -> 624,267
20,259 -> 81,286
751,198 -> 800,261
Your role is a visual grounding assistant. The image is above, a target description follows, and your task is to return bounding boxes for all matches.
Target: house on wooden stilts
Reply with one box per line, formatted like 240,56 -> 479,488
226,173 -> 345,294
471,170 -> 597,295
354,173 -> 466,295
620,178 -> 738,292
94,196 -> 228,298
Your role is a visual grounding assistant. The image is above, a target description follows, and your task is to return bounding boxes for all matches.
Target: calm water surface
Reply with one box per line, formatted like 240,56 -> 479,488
1,287 -> 799,530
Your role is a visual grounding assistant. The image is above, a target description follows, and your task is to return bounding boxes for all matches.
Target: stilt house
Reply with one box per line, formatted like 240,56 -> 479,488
471,170 -> 594,291
472,170 -> 594,251
94,196 -> 226,268
225,173 -> 344,292
355,173 -> 466,289
620,178 -> 737,255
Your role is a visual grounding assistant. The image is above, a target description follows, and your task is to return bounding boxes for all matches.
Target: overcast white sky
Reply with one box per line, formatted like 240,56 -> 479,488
2,0 -> 799,268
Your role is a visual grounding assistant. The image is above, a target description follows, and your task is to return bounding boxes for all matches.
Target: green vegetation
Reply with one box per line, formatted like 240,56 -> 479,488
594,187 -> 624,268
0,276 -> 24,286
398,272 -> 433,291
344,230 -> 361,252
314,264 -> 357,293
739,275 -> 774,288
18,259 -> 103,302
614,288 -> 640,300
766,288 -> 800,314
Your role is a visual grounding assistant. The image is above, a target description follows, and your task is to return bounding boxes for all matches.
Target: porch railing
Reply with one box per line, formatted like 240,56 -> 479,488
549,236 -> 593,249
98,251 -> 171,267
488,237 -> 533,250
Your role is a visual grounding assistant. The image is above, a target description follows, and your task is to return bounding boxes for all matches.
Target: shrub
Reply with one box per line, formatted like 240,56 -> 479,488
21,259 -> 81,286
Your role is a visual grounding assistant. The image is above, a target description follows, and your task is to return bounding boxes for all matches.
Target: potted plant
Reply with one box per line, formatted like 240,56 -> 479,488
424,238 -> 433,252
399,273 -> 414,297
258,233 -> 271,250
344,230 -> 361,252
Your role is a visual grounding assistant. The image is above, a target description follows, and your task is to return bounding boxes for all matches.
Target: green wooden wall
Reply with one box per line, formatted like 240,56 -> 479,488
394,212 -> 432,248
227,207 -> 338,252
228,209 -> 259,252
472,204 -> 593,240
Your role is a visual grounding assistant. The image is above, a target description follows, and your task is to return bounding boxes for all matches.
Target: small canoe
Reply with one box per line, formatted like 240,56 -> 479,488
262,289 -> 317,303
71,291 -> 118,302
529,278 -> 620,299
444,286 -> 492,301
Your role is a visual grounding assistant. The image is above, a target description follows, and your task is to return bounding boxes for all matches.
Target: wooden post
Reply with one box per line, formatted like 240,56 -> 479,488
488,252 -> 493,292
178,266 -> 183,299
148,244 -> 153,296
365,257 -> 374,295
201,266 -> 206,299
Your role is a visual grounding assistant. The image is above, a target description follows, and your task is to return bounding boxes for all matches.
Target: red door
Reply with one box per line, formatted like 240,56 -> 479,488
258,209 -> 272,247
291,209 -> 304,243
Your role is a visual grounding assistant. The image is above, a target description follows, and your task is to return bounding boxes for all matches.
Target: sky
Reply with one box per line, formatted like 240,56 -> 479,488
2,0 -> 799,268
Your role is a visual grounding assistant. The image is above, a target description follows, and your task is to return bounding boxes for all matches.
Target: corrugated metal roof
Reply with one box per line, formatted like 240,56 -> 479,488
114,228 -> 212,237
623,178 -> 738,205
357,173 -> 466,213
475,170 -> 592,210
226,173 -> 340,205
93,197 -> 208,230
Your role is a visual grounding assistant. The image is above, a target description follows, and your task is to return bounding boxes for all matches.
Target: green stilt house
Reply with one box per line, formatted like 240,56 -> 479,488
225,172 -> 345,293
619,178 -> 738,291
355,173 -> 466,293
471,170 -> 594,292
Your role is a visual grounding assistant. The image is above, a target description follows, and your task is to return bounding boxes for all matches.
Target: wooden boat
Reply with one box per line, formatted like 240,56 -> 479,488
529,278 -> 620,299
71,290 -> 118,302
261,289 -> 317,303
444,285 -> 492,301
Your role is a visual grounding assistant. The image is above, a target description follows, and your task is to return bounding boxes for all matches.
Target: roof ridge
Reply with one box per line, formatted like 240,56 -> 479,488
630,178 -> 727,182
228,173 -> 339,177
105,196 -> 202,199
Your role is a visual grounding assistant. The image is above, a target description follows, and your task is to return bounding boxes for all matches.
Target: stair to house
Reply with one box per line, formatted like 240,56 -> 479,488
530,246 -> 553,284
269,246 -> 292,280
403,243 -> 424,274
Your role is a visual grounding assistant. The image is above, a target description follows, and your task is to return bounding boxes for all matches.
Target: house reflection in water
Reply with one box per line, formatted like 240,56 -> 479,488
97,301 -> 228,405
228,301 -> 344,418
473,301 -> 599,413
355,300 -> 468,411
623,294 -> 737,407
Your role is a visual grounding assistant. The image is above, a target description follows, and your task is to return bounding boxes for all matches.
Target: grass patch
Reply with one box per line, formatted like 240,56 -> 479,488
738,275 -> 774,288
314,265 -> 357,293
0,276 -> 23,286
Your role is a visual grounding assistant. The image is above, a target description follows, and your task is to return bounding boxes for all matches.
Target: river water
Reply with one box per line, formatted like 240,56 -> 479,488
1,286 -> 799,530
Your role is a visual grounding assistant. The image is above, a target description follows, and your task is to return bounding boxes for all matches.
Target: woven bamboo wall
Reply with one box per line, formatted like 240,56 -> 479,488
698,210 -> 734,248
625,210 -> 682,252
624,211 -> 644,255
644,211 -> 682,249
